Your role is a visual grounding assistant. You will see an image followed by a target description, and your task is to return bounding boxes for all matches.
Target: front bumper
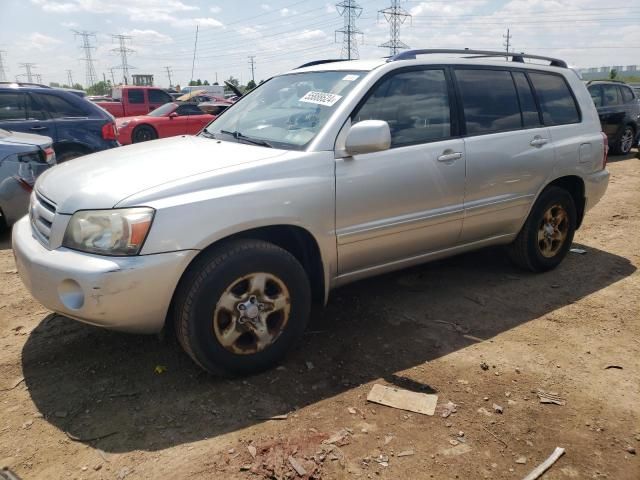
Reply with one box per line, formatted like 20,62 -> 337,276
12,217 -> 197,333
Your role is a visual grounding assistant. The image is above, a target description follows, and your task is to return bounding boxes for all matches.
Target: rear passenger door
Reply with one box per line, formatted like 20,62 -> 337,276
335,67 -> 466,275
148,89 -> 172,113
600,84 -> 624,137
0,91 -> 56,139
455,68 -> 554,243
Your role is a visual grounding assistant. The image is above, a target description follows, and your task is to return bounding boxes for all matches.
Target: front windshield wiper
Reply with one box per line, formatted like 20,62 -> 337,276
200,129 -> 216,139
219,129 -> 273,148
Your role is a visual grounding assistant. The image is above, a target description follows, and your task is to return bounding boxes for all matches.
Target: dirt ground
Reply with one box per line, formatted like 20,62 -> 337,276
1,152 -> 639,480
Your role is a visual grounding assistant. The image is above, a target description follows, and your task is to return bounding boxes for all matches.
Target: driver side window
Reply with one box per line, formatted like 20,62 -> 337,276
352,69 -> 451,148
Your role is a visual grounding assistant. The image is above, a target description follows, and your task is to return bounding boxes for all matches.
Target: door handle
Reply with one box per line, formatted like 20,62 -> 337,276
530,137 -> 549,147
29,126 -> 47,131
437,152 -> 463,162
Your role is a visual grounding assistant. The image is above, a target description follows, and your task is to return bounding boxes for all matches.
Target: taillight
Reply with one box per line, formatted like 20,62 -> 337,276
43,146 -> 56,164
601,132 -> 608,169
102,122 -> 117,140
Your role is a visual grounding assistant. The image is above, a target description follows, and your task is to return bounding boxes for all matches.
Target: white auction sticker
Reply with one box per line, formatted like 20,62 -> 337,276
342,74 -> 360,81
299,91 -> 343,107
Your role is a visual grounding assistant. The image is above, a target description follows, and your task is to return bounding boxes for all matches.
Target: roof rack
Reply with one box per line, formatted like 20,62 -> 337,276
0,81 -> 51,88
296,59 -> 349,69
388,49 -> 567,68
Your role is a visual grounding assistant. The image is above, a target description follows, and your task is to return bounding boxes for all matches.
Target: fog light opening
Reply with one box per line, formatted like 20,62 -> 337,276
58,279 -> 84,310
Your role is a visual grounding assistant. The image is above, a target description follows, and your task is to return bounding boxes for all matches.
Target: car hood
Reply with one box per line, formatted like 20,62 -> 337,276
36,135 -> 287,214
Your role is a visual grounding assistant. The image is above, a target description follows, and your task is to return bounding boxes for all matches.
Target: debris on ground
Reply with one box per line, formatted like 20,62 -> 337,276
569,248 -> 587,254
626,446 -> 636,455
482,426 -> 508,447
288,456 -> 307,476
441,401 -> 457,418
515,456 -> 527,464
604,365 -> 623,370
397,450 -> 414,457
493,403 -> 504,414
536,389 -> 566,406
366,384 -> 437,416
324,428 -> 351,446
305,361 -> 314,371
154,365 -> 167,374
347,407 -> 356,415
247,445 -> 257,459
521,447 -> 565,480
373,454 -> 389,467
480,361 -> 489,371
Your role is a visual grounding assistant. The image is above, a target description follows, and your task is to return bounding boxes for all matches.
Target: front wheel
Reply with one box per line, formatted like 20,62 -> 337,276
173,239 -> 311,376
132,125 -> 157,143
508,186 -> 576,272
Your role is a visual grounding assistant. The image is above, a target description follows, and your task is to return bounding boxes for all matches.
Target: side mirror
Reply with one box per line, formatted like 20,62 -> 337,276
345,120 -> 391,155
169,112 -> 178,119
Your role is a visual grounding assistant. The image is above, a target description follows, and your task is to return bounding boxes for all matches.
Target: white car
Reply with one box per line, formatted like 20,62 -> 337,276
13,49 -> 609,375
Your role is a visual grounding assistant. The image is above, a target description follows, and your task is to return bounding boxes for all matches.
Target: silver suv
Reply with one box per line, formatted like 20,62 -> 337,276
13,50 -> 609,375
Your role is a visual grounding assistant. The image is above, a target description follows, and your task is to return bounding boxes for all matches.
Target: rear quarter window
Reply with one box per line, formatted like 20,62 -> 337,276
620,86 -> 635,103
529,73 -> 580,125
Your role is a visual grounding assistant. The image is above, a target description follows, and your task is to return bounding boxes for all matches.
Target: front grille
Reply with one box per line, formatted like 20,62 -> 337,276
30,191 -> 57,247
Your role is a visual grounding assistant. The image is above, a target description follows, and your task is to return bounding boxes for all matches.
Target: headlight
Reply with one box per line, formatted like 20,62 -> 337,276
62,208 -> 154,256
118,121 -> 130,128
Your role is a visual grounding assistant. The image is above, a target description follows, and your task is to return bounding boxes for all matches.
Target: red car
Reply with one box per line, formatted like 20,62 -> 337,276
116,102 -> 215,145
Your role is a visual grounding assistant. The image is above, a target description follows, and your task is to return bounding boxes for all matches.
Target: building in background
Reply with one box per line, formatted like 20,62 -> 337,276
132,74 -> 153,86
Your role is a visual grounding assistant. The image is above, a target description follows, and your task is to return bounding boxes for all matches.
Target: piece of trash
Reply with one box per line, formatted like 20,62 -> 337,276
324,428 -> 351,446
384,435 -> 394,445
482,426 -> 508,447
604,365 -> 623,370
463,334 -> 485,342
247,445 -> 257,459
288,456 -> 307,476
441,401 -> 457,418
366,384 -> 438,416
4,269 -> 18,274
626,446 -> 636,455
397,450 -> 414,457
154,365 -> 167,374
347,407 -> 357,415
374,454 -> 389,467
239,465 -> 251,471
521,446 -> 565,480
305,361 -> 314,371
516,456 -> 527,464
262,413 -> 288,420
570,248 -> 587,254
449,439 -> 459,446
480,361 -> 489,371
537,389 -> 566,406
493,403 -> 504,414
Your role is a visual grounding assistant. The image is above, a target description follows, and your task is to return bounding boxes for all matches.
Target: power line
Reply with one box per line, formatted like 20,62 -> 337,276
336,0 -> 363,60
379,0 -> 411,56
0,51 -> 7,82
248,55 -> 256,83
503,28 -> 512,58
73,30 -> 97,87
164,66 -> 173,87
19,63 -> 36,83
112,34 -> 135,85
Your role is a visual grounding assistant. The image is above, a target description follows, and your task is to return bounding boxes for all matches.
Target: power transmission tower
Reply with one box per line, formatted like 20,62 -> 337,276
66,69 -> 73,87
34,73 -> 42,84
335,0 -> 363,60
0,51 -> 8,82
73,30 -> 98,87
503,28 -> 512,58
164,66 -> 173,87
111,34 -> 135,85
379,0 -> 411,56
109,68 -> 116,85
248,56 -> 256,83
19,63 -> 36,83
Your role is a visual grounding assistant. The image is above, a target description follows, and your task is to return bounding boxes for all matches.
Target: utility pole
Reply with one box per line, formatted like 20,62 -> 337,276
248,56 -> 256,83
379,0 -> 411,56
190,25 -> 199,87
0,51 -> 8,82
73,30 -> 98,87
164,66 -> 173,88
503,28 -> 512,59
335,0 -> 363,60
109,68 -> 116,85
19,63 -> 36,83
66,69 -> 73,87
111,34 -> 135,85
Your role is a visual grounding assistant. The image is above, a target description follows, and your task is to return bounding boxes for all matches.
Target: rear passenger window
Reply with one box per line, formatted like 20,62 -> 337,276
512,72 -> 541,127
0,92 -> 27,120
620,86 -> 634,103
601,85 -> 620,107
455,69 -> 521,134
128,90 -> 145,104
148,89 -> 171,104
529,73 -> 580,125
39,94 -> 86,118
26,94 -> 49,120
353,69 -> 451,147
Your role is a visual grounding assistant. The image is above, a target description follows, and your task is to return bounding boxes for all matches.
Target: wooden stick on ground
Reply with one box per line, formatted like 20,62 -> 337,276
522,447 -> 565,480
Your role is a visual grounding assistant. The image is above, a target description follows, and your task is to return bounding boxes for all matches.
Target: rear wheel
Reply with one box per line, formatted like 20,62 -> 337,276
132,125 -> 158,143
612,125 -> 635,155
508,186 -> 576,272
174,239 -> 311,376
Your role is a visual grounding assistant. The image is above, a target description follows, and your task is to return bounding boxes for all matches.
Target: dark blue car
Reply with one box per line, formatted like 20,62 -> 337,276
0,82 -> 118,162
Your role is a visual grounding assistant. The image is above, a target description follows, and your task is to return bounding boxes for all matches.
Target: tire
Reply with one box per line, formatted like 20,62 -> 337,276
132,125 -> 157,143
611,125 -> 635,155
508,186 -> 576,272
174,239 -> 311,376
56,149 -> 86,162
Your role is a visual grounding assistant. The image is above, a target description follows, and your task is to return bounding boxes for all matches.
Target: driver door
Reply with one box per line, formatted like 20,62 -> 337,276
335,67 -> 466,277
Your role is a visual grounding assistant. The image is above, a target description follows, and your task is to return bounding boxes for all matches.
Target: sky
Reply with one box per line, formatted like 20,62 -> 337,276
0,0 -> 639,88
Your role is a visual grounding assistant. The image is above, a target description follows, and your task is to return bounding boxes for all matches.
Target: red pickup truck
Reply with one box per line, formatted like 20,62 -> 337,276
94,87 -> 173,118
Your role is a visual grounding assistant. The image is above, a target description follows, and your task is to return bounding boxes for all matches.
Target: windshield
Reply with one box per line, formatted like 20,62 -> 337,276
148,103 -> 177,117
202,70 -> 365,149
